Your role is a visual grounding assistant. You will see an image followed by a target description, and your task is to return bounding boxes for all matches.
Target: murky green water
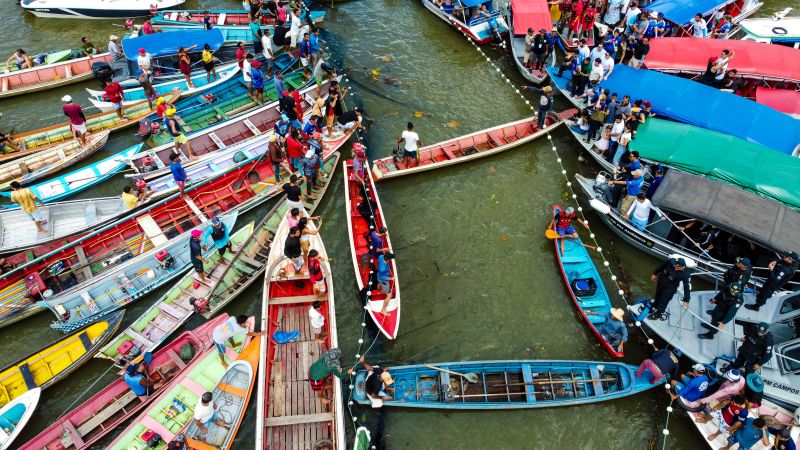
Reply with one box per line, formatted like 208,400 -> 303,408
0,0 -> 792,448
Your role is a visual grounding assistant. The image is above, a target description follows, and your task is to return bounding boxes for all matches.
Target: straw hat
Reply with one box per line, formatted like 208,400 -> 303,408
610,308 -> 625,321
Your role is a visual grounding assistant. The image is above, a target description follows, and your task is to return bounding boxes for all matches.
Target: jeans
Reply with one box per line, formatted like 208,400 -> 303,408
537,106 -> 551,129
569,125 -> 588,135
587,119 -> 602,141
607,140 -> 619,162
306,172 -> 317,195
612,144 -> 627,166
273,162 -> 282,181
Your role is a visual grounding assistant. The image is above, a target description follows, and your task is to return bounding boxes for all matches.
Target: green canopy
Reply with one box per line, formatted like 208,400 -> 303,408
630,118 -> 800,211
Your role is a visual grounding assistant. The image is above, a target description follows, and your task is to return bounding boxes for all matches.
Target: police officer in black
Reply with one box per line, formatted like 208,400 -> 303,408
648,257 -> 692,320
723,257 -> 752,288
732,322 -> 773,373
745,251 -> 798,312
699,282 -> 744,339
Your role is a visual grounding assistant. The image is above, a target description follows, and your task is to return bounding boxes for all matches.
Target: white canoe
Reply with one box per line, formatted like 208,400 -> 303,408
0,388 -> 40,450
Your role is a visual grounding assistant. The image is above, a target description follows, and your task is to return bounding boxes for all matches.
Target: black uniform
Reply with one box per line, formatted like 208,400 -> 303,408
733,327 -> 774,373
723,263 -> 751,287
650,260 -> 692,316
753,258 -> 798,308
701,287 -> 744,336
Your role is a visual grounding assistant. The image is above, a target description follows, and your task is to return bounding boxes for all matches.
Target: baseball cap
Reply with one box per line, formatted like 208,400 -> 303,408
211,217 -> 221,226
757,322 -> 769,334
191,229 -> 202,237
61,95 -> 72,102
691,363 -> 706,373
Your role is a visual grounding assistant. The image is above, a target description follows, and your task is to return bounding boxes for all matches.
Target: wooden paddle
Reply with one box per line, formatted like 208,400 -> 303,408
492,377 -> 617,387
544,229 -> 596,250
424,364 -> 479,384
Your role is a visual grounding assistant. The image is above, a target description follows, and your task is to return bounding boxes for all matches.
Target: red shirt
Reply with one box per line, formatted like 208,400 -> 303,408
555,211 -> 577,229
308,258 -> 323,283
156,103 -> 167,119
286,135 -> 303,159
62,103 -> 85,125
236,48 -> 246,68
292,90 -> 304,117
105,82 -> 123,103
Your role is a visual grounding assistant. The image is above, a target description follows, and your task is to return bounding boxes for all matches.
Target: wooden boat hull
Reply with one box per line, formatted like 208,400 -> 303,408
344,160 -> 400,339
371,110 -> 574,181
421,0 -> 509,44
18,315 -> 225,450
0,311 -> 123,408
105,317 -> 255,450
0,53 -> 112,99
353,360 -> 655,409
96,221 -> 255,362
42,214 -> 238,333
551,205 -> 623,358
0,388 -> 39,450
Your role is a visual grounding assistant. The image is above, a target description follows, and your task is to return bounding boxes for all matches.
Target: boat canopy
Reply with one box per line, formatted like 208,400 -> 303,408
597,65 -> 800,155
458,0 -> 492,9
631,119 -> 800,210
643,0 -> 734,25
645,37 -> 800,83
122,29 -> 224,60
651,170 -> 800,253
756,87 -> 800,117
510,0 -> 551,35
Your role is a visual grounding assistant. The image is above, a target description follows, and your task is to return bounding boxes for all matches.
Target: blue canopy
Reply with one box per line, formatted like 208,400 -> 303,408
643,0 -> 730,26
122,29 -> 224,60
596,65 -> 800,156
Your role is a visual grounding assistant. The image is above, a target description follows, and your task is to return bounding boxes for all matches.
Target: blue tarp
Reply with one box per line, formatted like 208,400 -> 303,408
122,29 -> 224,60
643,0 -> 730,26
594,65 -> 800,156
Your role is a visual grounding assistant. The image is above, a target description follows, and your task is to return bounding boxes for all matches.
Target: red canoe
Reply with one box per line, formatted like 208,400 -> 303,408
344,159 -> 400,339
756,86 -> 800,118
371,110 -> 574,181
0,53 -> 112,100
644,37 -> 800,85
18,314 -> 227,450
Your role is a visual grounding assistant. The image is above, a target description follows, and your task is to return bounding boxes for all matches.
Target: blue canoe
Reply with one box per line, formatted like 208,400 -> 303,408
0,144 -> 143,208
353,360 -> 656,409
551,206 -> 623,358
545,65 -> 800,156
122,28 -> 225,60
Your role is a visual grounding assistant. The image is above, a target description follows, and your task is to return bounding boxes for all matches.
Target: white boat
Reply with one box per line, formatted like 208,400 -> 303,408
0,388 -> 40,450
505,0 -> 554,83
738,8 -> 800,47
420,0 -> 509,45
19,0 -> 186,19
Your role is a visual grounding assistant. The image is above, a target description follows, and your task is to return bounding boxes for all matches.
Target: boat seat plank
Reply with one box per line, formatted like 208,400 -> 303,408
165,348 -> 188,370
78,331 -> 93,351
136,214 -> 168,247
183,197 -> 207,222
158,302 -> 188,320
139,415 -> 174,442
560,256 -> 587,264
208,132 -> 226,150
268,295 -> 319,306
242,119 -> 260,136
589,366 -> 604,396
238,254 -> 265,268
441,145 -> 458,160
74,246 -> 94,281
577,298 -> 607,310
219,382 -> 247,399
264,412 -> 333,427
521,364 -> 536,402
74,390 -> 139,438
60,418 -> 86,448
126,328 -> 155,348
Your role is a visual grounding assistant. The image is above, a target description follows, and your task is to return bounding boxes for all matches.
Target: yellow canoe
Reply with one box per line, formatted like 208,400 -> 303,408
0,310 -> 124,408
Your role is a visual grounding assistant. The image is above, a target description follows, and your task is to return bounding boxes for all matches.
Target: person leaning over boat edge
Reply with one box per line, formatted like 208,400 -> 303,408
10,181 -> 47,234
359,355 -> 395,407
636,348 -> 681,384
211,314 -> 262,369
309,348 -> 353,405
585,307 -> 627,352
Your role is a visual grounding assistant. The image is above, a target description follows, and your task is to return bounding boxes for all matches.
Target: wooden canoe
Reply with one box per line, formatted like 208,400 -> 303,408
105,317 -> 255,450
0,311 -> 123,409
17,315 -> 226,450
10,91 -> 180,153
127,75 -> 335,180
551,205 -> 623,358
370,110 -> 574,181
183,338 -> 261,449
42,214 -> 238,333
254,199 -> 345,450
0,387 -> 39,450
152,9 -> 326,26
344,159 -> 400,339
145,66 -> 306,148
95,221 -> 255,362
201,152 -> 341,318
0,143 -> 143,206
0,131 -> 109,191
353,360 -> 655,409
0,53 -> 111,100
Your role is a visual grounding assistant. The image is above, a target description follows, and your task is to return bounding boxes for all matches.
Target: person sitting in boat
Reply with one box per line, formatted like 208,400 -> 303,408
721,417 -> 769,450
548,206 -> 590,254
141,20 -> 161,35
122,186 -> 142,210
767,427 -> 795,450
108,35 -> 125,61
696,394 -> 749,441
80,37 -> 99,57
669,363 -> 710,406
566,109 -> 590,135
359,356 -> 395,408
0,132 -> 21,154
711,14 -> 734,38
193,392 -> 228,442
470,4 -> 492,23
586,307 -> 628,353
124,356 -> 164,397
308,348 -> 354,405
623,192 -> 664,232
745,252 -> 798,312
695,369 -> 745,409
6,49 -> 32,71
647,257 -> 692,320
636,348 -> 681,384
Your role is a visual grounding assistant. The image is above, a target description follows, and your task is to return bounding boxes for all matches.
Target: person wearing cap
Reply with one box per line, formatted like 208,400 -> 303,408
744,372 -> 764,408
529,29 -> 549,71
523,85 -> 554,130
586,308 -> 628,352
104,79 -> 127,121
301,148 -> 321,198
723,257 -> 752,288
721,417 -> 769,450
767,426 -> 796,450
359,356 -> 395,407
732,323 -> 773,373
637,348 -> 681,384
745,252 -> 799,311
648,257 -> 692,320
397,122 -> 421,167
165,109 -> 195,160
649,12 -> 667,38
267,134 -> 288,182
350,144 -> 369,186
696,369 -> 745,409
62,95 -> 88,147
193,391 -> 227,441
645,165 -> 665,200
670,363 -> 709,403
189,228 -> 210,282
136,48 -> 152,72
169,152 -> 188,195
608,167 -> 643,213
250,60 -> 265,104
699,282 -> 745,339
698,394 -> 749,440
548,206 -> 590,254
201,217 -> 232,265
108,35 -> 124,61
123,356 -> 163,397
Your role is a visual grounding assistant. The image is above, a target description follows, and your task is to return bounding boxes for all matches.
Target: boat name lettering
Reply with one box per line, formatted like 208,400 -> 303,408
609,215 -> 654,248
763,380 -> 800,395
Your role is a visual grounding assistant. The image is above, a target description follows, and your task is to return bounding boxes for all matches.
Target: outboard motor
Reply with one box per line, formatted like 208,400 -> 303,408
488,17 -> 503,45
91,61 -> 114,84
592,173 -> 614,204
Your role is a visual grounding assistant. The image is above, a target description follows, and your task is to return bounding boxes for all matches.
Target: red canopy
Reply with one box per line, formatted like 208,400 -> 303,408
756,87 -> 800,117
644,38 -> 800,84
510,0 -> 552,36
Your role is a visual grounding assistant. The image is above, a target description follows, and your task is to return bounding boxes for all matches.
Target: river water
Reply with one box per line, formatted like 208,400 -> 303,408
0,0 -> 792,448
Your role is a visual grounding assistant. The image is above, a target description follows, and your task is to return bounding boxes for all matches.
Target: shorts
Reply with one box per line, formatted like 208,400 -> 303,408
300,57 -> 308,67
172,134 -> 188,145
198,411 -> 219,435
245,80 -> 252,89
71,123 -> 88,134
340,122 -> 356,131
291,157 -> 303,171
308,371 -> 329,392
27,209 -> 44,222
532,52 -> 547,64
300,239 -> 310,253
290,255 -> 304,271
217,244 -> 230,256
404,150 -> 418,159
112,102 -> 123,111
175,180 -> 186,191
255,87 -> 264,95
709,409 -> 733,432
556,225 -> 576,236
203,61 -> 215,72
192,259 -> 204,274
214,341 -> 227,354
379,278 -> 391,294
286,198 -> 304,211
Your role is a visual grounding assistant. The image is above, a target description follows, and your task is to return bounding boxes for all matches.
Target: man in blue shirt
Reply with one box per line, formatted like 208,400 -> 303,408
646,166 -> 664,199
201,216 -> 232,264
299,32 -> 311,68
170,152 -> 187,195
723,417 -> 768,450
309,28 -> 322,69
274,114 -> 290,138
607,168 -> 643,212
273,71 -> 286,99
377,252 -> 395,311
250,60 -> 265,104
601,29 -> 622,58
368,227 -> 388,258
587,308 -> 627,353
766,427 -> 796,450
669,364 -> 709,402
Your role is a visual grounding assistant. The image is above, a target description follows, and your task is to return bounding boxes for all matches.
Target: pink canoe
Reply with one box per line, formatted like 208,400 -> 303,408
0,53 -> 112,100
18,314 -> 227,450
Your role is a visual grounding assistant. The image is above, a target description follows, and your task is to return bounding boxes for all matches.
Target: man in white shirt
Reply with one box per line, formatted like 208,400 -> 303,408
212,314 -> 261,368
309,300 -> 326,342
261,29 -> 274,75
193,392 -> 226,441
588,58 -> 605,83
624,192 -> 663,231
601,49 -> 615,80
397,122 -> 421,166
136,48 -> 152,71
523,28 -> 535,67
576,39 -> 591,66
289,8 -> 302,48
713,49 -> 735,83
607,114 -> 625,162
242,54 -> 254,99
589,45 -> 604,66
691,13 -> 708,38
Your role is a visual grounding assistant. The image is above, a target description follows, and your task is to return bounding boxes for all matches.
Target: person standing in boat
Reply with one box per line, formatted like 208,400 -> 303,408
201,217 -> 233,265
10,181 -> 47,234
104,79 -> 128,121
647,257 -> 692,320
211,315 -> 261,369
192,392 -> 228,443
201,43 -> 217,84
267,134 -> 286,182
397,122 -> 421,167
523,85 -> 554,130
690,13 -> 709,38
61,95 -> 88,148
623,192 -> 663,232
698,282 -> 744,340
522,28 -> 536,69
548,206 -> 590,254
586,308 -> 628,352
250,60 -> 266,105
169,152 -> 188,196
350,145 -> 369,186
165,109 -> 195,161
745,252 -> 798,312
723,257 -> 752,288
283,174 -> 306,211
